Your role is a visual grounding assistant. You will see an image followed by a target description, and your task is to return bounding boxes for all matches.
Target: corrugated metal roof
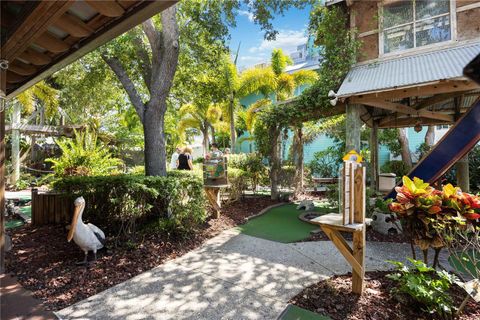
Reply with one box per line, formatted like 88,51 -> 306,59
337,42 -> 480,97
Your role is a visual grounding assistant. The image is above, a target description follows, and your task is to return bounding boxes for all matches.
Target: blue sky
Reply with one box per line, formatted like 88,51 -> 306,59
228,5 -> 312,69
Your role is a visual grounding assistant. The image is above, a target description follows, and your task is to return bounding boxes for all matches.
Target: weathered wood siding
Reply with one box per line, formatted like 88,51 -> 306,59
31,189 -> 72,226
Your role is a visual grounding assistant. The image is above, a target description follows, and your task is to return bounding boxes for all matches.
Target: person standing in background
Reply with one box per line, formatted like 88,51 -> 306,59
170,147 -> 181,170
177,146 -> 194,170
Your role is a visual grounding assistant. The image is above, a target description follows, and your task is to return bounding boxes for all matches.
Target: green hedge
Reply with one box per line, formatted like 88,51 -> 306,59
52,171 -> 206,236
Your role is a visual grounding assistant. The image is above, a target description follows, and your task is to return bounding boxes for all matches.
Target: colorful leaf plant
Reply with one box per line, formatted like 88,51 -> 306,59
388,176 -> 480,265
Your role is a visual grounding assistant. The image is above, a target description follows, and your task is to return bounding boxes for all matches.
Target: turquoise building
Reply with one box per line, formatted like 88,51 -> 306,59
235,40 -> 441,170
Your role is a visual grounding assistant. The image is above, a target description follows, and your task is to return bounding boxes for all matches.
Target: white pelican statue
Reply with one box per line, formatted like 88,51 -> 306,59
67,197 -> 105,265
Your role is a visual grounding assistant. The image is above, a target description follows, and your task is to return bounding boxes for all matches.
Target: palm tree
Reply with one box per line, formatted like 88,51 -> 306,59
238,49 -> 318,198
238,48 -> 318,132
178,103 -> 227,156
222,44 -> 241,153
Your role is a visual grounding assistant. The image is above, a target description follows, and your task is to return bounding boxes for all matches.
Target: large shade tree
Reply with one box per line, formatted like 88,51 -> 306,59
98,0 -> 312,176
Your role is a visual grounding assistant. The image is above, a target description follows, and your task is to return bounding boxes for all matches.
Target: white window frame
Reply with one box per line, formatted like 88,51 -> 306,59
379,0 -> 457,57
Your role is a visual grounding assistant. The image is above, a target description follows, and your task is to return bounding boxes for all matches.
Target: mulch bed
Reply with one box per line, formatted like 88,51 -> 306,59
306,226 -> 409,243
290,271 -> 480,320
6,196 -> 281,311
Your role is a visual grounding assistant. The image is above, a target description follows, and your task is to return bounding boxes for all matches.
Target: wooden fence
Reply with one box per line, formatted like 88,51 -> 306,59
31,189 -> 73,226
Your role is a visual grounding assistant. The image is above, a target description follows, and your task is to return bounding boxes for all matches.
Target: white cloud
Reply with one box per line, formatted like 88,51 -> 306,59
238,10 -> 254,22
240,56 -> 265,62
248,29 -> 307,54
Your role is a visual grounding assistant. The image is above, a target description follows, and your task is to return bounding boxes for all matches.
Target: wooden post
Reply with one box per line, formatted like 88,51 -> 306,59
370,121 -> 379,190
352,229 -> 365,294
346,103 -> 362,152
31,188 -> 38,225
11,101 -> 21,185
310,162 -> 367,295
456,155 -> 470,192
0,67 -> 6,274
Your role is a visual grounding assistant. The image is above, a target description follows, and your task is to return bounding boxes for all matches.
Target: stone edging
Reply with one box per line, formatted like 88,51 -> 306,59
244,202 -> 288,222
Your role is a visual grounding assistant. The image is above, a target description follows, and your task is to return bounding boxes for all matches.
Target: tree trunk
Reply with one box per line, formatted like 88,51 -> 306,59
424,125 -> 435,146
202,127 -> 209,157
270,127 -> 281,200
11,102 -> 21,185
398,128 -> 412,168
229,97 -> 236,152
143,103 -> 166,176
293,126 -> 304,197
210,124 -> 216,144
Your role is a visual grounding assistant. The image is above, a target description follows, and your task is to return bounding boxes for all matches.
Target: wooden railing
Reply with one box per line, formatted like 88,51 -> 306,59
31,189 -> 73,226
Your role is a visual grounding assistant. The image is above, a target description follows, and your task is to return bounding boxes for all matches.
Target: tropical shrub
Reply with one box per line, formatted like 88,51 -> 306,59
278,165 -> 295,187
469,145 -> 480,191
47,130 -> 122,177
308,148 -> 341,178
227,168 -> 248,201
388,176 -> 480,251
53,171 -> 206,239
228,153 -> 267,191
381,160 -> 410,179
387,259 -> 457,318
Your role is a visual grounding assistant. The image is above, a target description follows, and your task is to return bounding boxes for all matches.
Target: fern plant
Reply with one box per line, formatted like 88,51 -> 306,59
47,129 -> 122,177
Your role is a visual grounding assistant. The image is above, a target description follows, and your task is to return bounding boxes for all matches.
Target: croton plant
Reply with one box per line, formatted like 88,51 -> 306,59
388,176 -> 480,250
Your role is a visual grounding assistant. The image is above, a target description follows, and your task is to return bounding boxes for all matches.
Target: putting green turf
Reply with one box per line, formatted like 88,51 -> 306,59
278,304 -> 331,320
5,205 -> 31,229
238,203 -> 335,243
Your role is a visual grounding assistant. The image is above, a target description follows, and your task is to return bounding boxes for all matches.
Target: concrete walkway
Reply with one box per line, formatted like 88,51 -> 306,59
56,229 -> 440,320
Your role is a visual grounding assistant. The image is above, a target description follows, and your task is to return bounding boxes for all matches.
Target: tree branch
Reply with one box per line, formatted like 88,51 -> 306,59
150,4 -> 179,109
142,19 -> 161,53
132,34 -> 152,91
101,54 -> 145,123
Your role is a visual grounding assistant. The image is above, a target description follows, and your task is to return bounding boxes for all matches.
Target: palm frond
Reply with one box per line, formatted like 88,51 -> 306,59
238,67 -> 276,98
245,99 -> 271,132
292,70 -> 319,87
276,73 -> 295,101
271,48 -> 293,76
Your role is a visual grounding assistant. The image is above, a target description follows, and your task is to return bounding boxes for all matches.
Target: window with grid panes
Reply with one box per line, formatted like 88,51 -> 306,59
382,0 -> 451,54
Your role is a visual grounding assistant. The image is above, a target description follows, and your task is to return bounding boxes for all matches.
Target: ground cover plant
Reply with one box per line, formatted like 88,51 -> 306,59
290,271 -> 480,320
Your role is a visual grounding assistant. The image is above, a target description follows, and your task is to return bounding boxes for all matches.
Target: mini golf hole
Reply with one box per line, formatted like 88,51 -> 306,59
299,212 -> 321,223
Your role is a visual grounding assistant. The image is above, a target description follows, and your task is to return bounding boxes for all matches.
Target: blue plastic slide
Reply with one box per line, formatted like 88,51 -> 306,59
387,98 -> 480,199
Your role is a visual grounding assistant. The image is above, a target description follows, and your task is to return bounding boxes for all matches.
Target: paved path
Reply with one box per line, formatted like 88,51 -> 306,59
56,229 -> 445,320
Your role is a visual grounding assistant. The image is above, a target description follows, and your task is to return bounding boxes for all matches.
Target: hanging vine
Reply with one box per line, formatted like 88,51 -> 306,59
252,4 -> 362,199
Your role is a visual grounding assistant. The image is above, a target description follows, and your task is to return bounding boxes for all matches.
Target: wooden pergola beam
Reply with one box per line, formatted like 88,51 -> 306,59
34,33 -> 70,53
9,60 -> 36,76
18,49 -> 52,66
3,1 -> 73,61
351,98 -> 454,122
378,117 -> 449,128
412,91 -> 470,110
53,13 -> 94,38
85,1 -> 125,17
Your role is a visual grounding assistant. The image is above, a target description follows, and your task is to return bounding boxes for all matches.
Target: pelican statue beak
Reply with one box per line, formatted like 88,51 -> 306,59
67,204 -> 82,242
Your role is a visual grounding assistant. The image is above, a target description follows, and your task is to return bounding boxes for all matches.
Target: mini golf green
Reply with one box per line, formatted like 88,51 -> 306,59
238,203 -> 335,243
5,205 -> 31,229
278,304 -> 331,320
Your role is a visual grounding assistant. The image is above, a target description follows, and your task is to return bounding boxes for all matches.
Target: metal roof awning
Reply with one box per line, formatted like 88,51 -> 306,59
337,41 -> 480,98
